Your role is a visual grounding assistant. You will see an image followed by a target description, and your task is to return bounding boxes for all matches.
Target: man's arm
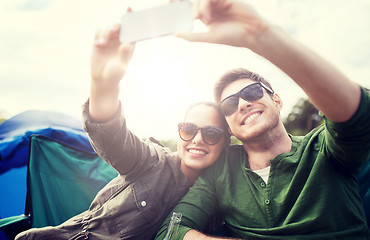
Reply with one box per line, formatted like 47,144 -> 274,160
257,26 -> 361,123
178,0 -> 361,122
155,170 -> 226,240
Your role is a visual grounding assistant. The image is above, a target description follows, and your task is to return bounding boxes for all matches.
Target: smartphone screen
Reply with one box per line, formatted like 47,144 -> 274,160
120,1 -> 193,43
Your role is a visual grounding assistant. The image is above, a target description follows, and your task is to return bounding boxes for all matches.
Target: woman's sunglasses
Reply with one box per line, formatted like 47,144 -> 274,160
219,82 -> 274,116
178,122 -> 225,145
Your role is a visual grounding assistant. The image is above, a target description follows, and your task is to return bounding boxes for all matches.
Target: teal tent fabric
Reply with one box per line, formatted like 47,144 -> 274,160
0,110 -> 117,239
0,135 -> 117,239
0,110 -> 97,220
0,110 -> 95,174
27,135 -> 117,228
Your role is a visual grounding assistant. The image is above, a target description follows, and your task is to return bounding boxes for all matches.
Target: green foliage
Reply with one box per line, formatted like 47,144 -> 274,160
283,98 -> 323,136
142,138 -> 177,152
160,139 -> 178,152
0,111 -> 5,124
230,136 -> 242,145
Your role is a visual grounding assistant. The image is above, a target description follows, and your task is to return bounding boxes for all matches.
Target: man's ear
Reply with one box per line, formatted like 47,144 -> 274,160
273,93 -> 283,111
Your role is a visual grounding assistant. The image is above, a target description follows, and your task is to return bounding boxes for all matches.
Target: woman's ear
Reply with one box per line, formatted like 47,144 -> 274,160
224,136 -> 231,147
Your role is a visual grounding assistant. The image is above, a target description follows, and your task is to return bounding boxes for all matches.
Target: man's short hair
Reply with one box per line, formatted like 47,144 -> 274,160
214,68 -> 274,103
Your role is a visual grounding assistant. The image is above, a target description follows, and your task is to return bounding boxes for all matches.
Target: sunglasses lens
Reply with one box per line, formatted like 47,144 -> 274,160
220,97 -> 238,116
178,123 -> 197,141
220,83 -> 265,116
202,127 -> 224,145
178,123 -> 224,145
240,84 -> 263,102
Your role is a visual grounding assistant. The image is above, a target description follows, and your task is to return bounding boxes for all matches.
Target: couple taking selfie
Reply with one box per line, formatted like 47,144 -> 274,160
16,0 -> 370,239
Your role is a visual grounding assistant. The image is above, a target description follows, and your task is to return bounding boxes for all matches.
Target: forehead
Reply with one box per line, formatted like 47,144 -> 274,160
184,105 -> 223,128
221,78 -> 256,101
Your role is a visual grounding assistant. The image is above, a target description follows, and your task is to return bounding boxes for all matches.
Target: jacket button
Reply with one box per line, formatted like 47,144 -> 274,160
141,201 -> 147,207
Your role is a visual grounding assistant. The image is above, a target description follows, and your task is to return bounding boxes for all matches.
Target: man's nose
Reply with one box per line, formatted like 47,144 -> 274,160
238,97 -> 252,113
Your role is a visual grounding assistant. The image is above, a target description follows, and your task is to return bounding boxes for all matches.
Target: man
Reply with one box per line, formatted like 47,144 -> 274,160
156,0 -> 370,239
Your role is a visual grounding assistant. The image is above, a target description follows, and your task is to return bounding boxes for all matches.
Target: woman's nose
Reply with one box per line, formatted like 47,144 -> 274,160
192,130 -> 204,144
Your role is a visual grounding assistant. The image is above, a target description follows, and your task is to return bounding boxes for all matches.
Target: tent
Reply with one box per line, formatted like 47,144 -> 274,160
0,110 -> 117,239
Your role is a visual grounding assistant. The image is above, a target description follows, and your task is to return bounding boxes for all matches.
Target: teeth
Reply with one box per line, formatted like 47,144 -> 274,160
244,113 -> 260,124
188,149 -> 207,155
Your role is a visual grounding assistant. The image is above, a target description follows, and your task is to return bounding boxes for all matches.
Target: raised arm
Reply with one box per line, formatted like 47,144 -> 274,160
89,23 -> 135,122
178,0 -> 361,122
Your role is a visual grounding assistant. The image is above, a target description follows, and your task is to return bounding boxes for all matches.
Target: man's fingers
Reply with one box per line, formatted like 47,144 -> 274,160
197,0 -> 213,24
119,42 -> 136,62
175,31 -> 214,43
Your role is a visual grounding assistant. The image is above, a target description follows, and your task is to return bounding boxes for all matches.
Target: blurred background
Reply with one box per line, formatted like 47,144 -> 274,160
1,0 -> 369,142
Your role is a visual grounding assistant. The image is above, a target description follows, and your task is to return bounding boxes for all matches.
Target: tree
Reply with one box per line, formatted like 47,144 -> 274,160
0,110 -> 6,124
283,98 -> 323,136
159,139 -> 178,152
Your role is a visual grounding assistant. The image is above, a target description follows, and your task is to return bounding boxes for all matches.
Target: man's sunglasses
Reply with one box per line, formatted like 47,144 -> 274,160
178,122 -> 225,145
220,82 -> 274,116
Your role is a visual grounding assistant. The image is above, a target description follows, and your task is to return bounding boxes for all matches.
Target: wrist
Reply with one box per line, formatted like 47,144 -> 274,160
89,84 -> 120,122
249,20 -> 280,55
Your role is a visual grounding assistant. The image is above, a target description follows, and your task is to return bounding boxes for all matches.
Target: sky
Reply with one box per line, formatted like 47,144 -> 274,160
0,0 -> 369,140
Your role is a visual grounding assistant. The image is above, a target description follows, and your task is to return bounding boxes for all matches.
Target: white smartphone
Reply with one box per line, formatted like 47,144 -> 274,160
120,1 -> 194,43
